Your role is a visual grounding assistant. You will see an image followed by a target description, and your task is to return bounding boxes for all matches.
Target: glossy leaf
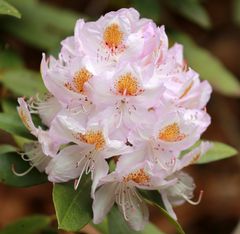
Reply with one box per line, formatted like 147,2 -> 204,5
91,219 -> 109,234
0,113 -> 33,139
0,68 -> 46,97
0,215 -> 51,234
144,223 -> 166,234
0,152 -> 48,187
4,0 -> 79,50
171,32 -> 240,97
1,99 -> 18,115
131,0 -> 161,22
108,206 -> 166,234
0,0 -> 20,18
53,177 -> 92,232
108,206 -> 139,234
196,141 -> 238,164
0,50 -> 23,69
165,0 -> 211,28
0,144 -> 17,155
142,191 -> 185,234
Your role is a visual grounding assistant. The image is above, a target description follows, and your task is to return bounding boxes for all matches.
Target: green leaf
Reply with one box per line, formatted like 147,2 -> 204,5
0,215 -> 51,234
91,219 -> 109,234
196,141 -> 238,164
142,191 -> 185,234
0,0 -> 20,18
53,177 -> 93,232
131,0 -> 161,22
0,152 -> 48,187
0,144 -> 17,154
144,223 -> 166,234
1,99 -> 18,115
165,0 -> 211,28
108,206 -> 166,234
233,0 -> 240,25
0,68 -> 46,97
108,206 -> 139,234
171,32 -> 240,97
0,50 -> 23,69
4,0 -> 80,50
0,113 -> 34,139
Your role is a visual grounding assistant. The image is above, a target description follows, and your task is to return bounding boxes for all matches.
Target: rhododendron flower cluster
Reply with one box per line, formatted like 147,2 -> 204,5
17,8 -> 212,231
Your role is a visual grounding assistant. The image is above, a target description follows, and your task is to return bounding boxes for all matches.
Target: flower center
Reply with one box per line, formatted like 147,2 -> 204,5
123,168 -> 150,184
103,23 -> 123,50
65,68 -> 92,94
115,73 -> 139,96
76,131 -> 105,150
159,123 -> 186,142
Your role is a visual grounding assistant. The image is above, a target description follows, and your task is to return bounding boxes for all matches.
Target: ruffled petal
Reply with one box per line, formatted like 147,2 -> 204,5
91,155 -> 109,197
46,144 -> 92,182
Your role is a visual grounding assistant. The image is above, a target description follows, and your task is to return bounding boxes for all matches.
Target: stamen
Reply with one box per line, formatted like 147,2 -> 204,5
181,190 -> 203,205
159,123 -> 186,142
132,188 -> 143,202
74,156 -> 90,190
74,150 -> 97,190
12,164 -> 35,176
121,187 -> 129,221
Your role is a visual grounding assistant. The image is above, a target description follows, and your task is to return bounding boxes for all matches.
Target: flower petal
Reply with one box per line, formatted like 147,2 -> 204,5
92,182 -> 117,224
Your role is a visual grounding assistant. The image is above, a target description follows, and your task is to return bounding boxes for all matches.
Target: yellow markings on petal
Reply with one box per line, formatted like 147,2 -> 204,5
115,72 -> 140,96
73,68 -> 92,93
103,23 -> 123,51
190,153 -> 200,164
64,68 -> 92,94
179,81 -> 193,99
75,131 -> 105,150
123,168 -> 150,185
18,108 -> 32,131
159,123 -> 186,142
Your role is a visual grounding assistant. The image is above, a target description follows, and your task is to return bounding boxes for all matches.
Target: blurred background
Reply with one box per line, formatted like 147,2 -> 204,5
0,0 -> 239,233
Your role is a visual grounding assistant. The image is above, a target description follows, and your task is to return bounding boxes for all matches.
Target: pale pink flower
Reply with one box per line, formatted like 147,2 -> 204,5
93,159 -> 175,231
87,62 -> 164,132
16,8 -> 213,230
74,8 -> 160,65
45,112 -> 131,195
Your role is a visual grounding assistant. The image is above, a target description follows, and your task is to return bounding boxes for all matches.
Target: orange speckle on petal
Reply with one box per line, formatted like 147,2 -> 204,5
18,108 -> 31,131
73,68 -> 92,94
123,168 -> 150,185
179,81 -> 193,99
115,73 -> 140,96
64,68 -> 92,94
103,23 -> 123,51
74,131 -> 105,150
159,123 -> 186,142
191,153 -> 200,164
